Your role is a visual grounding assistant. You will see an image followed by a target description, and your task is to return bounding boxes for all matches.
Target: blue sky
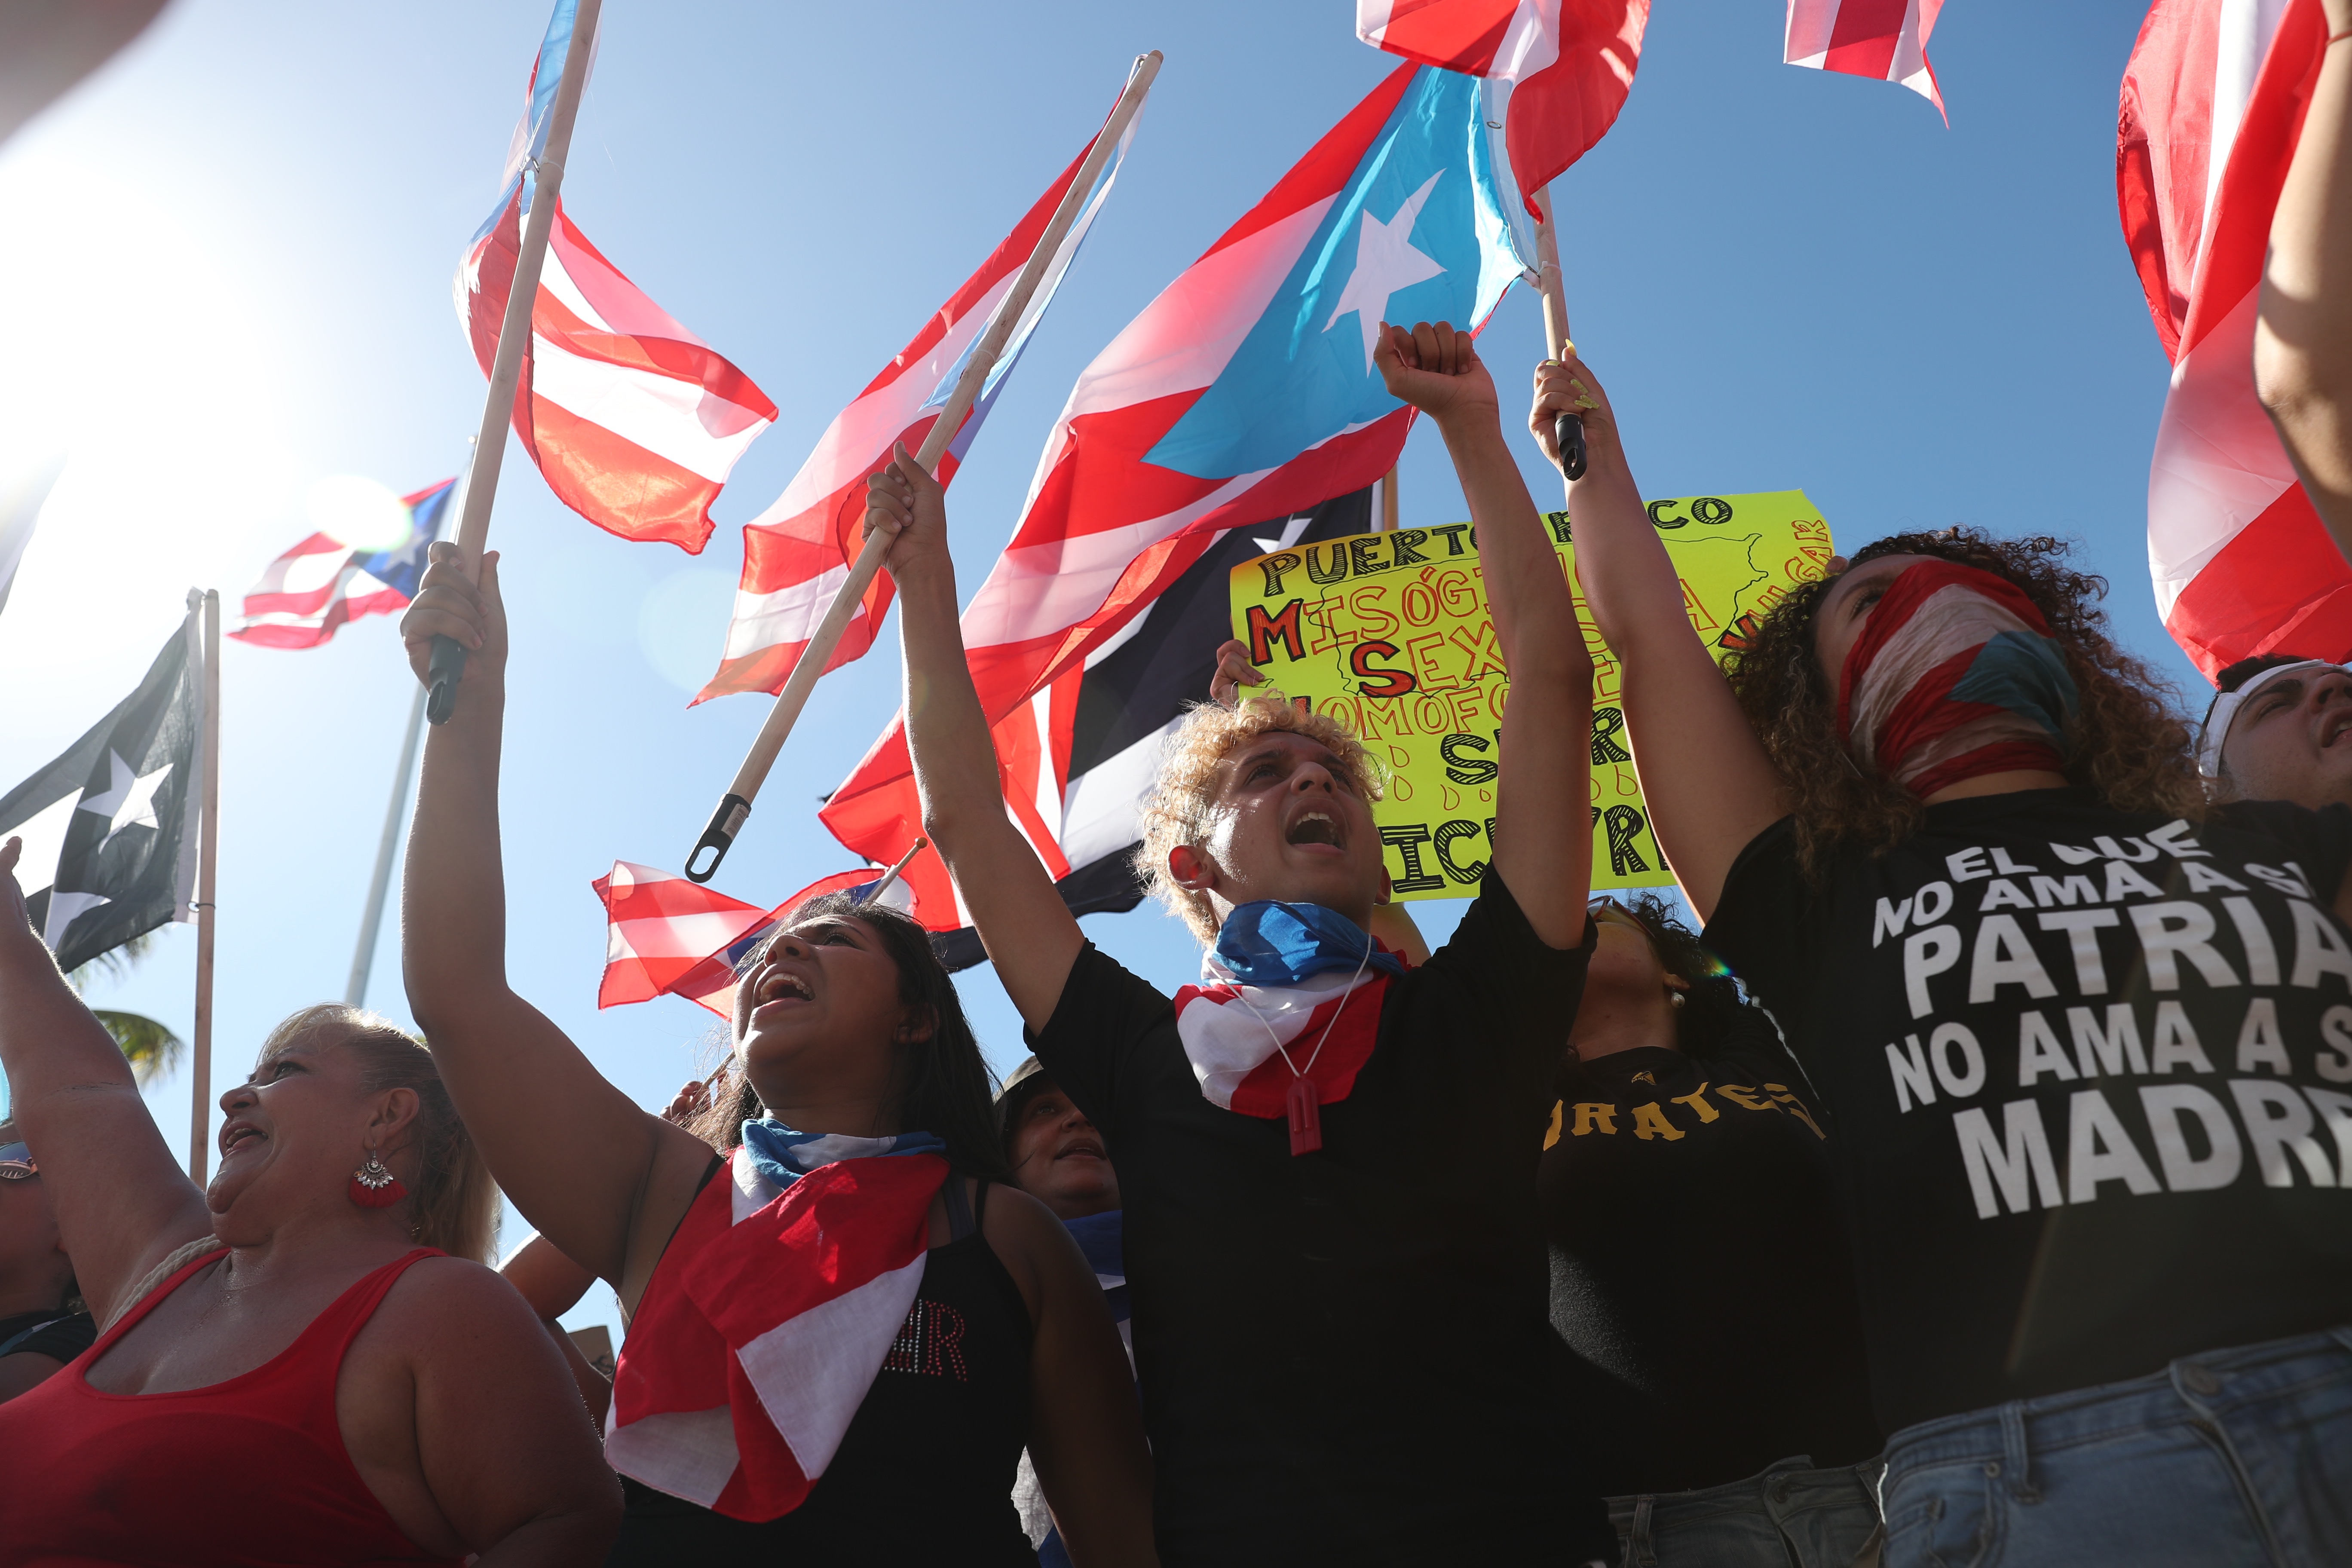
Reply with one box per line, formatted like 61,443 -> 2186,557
0,0 -> 2176,1343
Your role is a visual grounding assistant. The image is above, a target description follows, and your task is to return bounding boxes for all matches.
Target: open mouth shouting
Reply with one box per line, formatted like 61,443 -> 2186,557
1286,808 -> 1346,851
1055,1135 -> 1107,1165
748,962 -> 817,1025
219,1119 -> 267,1160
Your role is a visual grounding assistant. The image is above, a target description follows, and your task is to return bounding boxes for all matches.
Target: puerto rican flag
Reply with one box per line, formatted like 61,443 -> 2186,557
1356,0 -> 1650,215
694,95 -> 1142,704
1783,0 -> 1948,122
593,862 -> 912,1016
2122,0 -> 2352,676
606,1142 -> 947,1518
458,0 -> 776,554
1174,952 -> 1401,1118
229,479 -> 455,649
818,64 -> 1524,934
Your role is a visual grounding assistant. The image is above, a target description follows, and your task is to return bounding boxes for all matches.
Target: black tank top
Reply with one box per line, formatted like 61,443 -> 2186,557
609,1174 -> 1036,1563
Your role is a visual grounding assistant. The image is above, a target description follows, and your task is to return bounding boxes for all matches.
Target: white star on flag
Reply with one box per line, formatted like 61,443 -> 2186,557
75,750 -> 173,848
1324,171 -> 1448,373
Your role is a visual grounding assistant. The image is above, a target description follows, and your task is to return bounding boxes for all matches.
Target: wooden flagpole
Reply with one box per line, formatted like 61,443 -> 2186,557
1378,466 -> 1399,532
188,589 -> 220,1185
856,836 -> 928,906
1532,185 -> 1586,485
684,50 -> 1164,883
425,0 -> 605,726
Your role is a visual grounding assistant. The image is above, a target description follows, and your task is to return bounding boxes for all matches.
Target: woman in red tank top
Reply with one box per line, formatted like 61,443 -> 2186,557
0,839 -> 621,1565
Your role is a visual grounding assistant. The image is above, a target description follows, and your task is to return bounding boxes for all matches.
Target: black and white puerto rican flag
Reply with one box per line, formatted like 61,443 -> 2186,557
0,609 -> 203,973
932,487 -> 1372,970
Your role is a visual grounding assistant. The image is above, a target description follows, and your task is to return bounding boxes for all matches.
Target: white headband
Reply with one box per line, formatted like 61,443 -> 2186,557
2197,660 -> 2342,780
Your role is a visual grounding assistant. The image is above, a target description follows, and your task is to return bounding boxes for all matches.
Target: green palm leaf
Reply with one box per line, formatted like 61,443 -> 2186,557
89,1010 -> 183,1084
61,934 -> 182,1083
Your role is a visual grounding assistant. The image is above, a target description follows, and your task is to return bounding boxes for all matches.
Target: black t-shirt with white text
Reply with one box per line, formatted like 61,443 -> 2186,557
1029,872 -> 1606,1565
1705,790 -> 2352,1435
1540,1016 -> 1880,1494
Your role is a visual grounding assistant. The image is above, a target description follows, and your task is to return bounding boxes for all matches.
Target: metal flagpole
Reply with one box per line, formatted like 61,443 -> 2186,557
683,50 -> 1164,884
188,589 -> 220,1185
1378,466 -> 1400,532
1532,185 -> 1587,486
425,0 -> 604,726
344,683 -> 427,1008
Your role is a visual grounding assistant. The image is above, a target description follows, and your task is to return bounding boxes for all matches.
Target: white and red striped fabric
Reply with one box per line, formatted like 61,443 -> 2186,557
695,114 -> 1138,703
592,863 -> 898,1017
818,67 -> 1522,929
606,1143 -> 946,1519
1355,0 -> 1649,215
2122,0 -> 2352,677
1174,960 -> 1396,1118
456,0 -> 774,555
230,479 -> 455,650
1783,0 -> 1948,122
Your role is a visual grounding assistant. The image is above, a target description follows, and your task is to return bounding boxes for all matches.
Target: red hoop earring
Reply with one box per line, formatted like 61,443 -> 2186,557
349,1148 -> 407,1208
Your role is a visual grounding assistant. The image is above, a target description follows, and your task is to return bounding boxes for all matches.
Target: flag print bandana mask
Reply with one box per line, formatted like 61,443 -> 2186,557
1173,902 -> 1408,1155
1835,560 -> 2079,799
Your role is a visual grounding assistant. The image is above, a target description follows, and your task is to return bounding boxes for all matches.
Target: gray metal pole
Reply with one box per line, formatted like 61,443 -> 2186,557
345,682 -> 428,1008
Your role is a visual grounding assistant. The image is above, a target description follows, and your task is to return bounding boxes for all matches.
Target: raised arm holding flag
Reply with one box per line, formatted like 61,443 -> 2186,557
681,51 -> 1163,883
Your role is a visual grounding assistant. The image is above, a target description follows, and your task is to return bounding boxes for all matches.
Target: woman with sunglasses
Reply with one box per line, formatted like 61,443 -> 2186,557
0,845 -> 623,1565
1540,349 -> 2352,1566
396,542 -> 1155,1563
0,1122 -> 93,1403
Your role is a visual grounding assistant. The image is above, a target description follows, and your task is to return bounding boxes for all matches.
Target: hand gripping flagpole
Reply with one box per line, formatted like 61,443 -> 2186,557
684,49 -> 1164,884
1532,185 -> 1586,484
426,0 -> 604,726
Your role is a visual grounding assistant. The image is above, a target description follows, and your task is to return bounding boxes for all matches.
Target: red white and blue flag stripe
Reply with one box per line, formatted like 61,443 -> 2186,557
593,861 -> 912,1017
458,0 -> 776,554
1174,958 -> 1399,1118
2121,0 -> 2352,676
1356,0 -> 1650,215
606,1141 -> 948,1518
695,99 -> 1141,703
229,479 -> 455,649
818,65 -> 1525,928
1783,0 -> 1948,121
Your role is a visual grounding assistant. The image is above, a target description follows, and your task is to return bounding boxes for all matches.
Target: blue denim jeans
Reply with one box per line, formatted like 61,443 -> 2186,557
1608,1456 -> 1884,1568
1878,1326 -> 2352,1568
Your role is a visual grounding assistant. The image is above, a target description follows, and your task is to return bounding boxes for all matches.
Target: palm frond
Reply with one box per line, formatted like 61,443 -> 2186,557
90,1010 -> 183,1084
63,931 -> 159,994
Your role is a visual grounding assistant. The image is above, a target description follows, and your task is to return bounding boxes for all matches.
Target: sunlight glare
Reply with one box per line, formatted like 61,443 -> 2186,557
305,475 -> 413,551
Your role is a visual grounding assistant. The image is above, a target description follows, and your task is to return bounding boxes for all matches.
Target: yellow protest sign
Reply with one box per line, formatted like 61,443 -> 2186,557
1225,490 -> 1834,897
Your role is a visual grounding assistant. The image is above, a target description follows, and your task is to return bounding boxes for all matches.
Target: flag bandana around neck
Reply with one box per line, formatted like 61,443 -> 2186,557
605,1128 -> 949,1520
1835,560 -> 2078,799
1173,902 -> 1407,1155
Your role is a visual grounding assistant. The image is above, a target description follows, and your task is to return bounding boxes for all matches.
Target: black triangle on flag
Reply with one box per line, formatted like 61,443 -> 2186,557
931,487 -> 1374,971
0,610 -> 203,974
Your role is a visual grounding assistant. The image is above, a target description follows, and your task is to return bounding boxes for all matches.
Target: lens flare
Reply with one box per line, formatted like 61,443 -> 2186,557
304,475 -> 412,551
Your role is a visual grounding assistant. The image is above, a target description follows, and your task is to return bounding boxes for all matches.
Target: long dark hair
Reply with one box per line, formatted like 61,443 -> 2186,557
686,894 -> 1014,1185
1723,528 -> 2204,877
1609,893 -> 1749,1057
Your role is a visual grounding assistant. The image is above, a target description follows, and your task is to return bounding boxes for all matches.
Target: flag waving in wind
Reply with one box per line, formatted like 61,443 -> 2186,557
230,479 -> 456,649
695,102 -> 1141,703
1356,0 -> 1650,215
2121,0 -> 2351,674
457,0 -> 776,554
819,64 -> 1523,928
1783,0 -> 1949,121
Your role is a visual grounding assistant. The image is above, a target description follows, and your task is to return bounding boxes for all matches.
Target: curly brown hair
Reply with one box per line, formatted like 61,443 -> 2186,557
1721,528 -> 2204,877
1133,692 -> 1384,943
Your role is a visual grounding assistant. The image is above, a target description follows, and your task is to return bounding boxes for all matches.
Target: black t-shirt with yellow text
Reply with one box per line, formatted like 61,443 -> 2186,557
1540,1019 -> 1880,1495
1705,790 -> 2352,1435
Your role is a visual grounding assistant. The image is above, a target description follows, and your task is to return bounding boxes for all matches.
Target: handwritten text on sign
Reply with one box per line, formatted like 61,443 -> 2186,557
1225,491 -> 1834,897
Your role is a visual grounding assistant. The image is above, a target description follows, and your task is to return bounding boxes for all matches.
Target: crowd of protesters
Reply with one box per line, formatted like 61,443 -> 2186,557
2,281 -> 2352,1565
